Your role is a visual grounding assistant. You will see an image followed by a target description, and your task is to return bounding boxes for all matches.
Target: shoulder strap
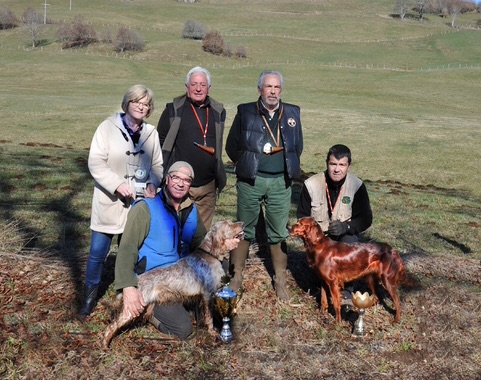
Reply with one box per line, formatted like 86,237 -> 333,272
162,95 -> 185,153
161,95 -> 186,170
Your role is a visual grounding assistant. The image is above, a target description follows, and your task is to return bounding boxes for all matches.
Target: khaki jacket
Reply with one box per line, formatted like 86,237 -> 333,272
304,172 -> 362,232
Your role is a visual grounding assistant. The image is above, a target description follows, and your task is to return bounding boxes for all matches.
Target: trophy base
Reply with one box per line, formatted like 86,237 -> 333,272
351,332 -> 368,338
219,319 -> 233,343
220,332 -> 233,343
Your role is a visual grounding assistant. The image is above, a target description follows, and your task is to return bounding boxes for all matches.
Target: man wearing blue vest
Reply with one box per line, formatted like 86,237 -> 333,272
297,144 -> 372,243
114,161 -> 206,339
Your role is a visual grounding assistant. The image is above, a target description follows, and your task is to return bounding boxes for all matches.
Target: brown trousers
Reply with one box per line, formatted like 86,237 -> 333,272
189,179 -> 216,230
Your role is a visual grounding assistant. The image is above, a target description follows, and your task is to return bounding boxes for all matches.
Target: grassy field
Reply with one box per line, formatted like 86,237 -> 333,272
1,0 -> 481,379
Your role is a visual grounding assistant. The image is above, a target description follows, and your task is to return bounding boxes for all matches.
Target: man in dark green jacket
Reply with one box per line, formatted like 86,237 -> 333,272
226,69 -> 303,302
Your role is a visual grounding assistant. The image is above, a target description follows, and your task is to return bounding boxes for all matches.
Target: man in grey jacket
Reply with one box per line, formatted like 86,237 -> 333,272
157,66 -> 226,230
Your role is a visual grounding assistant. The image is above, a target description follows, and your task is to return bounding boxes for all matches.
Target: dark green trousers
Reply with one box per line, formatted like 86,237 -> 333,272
236,176 -> 291,243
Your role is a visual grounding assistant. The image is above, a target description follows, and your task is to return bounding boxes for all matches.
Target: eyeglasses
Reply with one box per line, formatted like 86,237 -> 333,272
169,174 -> 192,186
130,101 -> 150,109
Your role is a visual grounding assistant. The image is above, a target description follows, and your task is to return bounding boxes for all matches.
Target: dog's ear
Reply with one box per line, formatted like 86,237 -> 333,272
208,221 -> 228,259
306,220 -> 323,245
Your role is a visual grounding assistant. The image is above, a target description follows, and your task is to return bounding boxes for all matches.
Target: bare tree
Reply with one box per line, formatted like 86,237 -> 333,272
447,0 -> 462,27
394,0 -> 411,18
56,15 -> 97,49
0,7 -> 18,29
23,8 -> 42,48
114,27 -> 144,52
415,0 -> 426,20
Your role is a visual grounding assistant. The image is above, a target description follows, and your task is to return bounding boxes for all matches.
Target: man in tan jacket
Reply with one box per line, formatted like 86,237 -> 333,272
297,144 -> 372,243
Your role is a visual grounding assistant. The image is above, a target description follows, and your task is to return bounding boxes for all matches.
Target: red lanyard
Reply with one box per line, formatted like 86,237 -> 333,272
190,104 -> 209,146
325,182 -> 344,214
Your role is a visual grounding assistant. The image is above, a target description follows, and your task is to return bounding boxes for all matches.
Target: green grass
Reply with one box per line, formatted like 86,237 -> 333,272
1,0 -> 480,260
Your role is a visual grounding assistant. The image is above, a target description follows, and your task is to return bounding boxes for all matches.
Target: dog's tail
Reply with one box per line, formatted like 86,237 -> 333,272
393,249 -> 419,288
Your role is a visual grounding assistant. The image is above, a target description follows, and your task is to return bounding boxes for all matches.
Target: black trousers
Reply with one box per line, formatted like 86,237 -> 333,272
151,303 -> 193,340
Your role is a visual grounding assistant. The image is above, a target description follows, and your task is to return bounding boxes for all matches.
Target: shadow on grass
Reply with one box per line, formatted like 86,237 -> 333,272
0,142 -> 92,315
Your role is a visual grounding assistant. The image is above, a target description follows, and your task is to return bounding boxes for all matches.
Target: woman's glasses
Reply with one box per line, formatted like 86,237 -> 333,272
130,101 -> 150,109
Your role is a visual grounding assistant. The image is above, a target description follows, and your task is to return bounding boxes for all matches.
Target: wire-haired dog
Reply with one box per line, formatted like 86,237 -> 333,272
290,217 -> 411,324
102,220 -> 244,348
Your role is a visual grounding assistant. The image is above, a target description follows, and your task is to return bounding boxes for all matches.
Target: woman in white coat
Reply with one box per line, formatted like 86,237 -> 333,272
79,85 -> 163,317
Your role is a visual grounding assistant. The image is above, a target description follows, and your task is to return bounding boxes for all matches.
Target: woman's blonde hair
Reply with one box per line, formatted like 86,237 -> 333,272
121,84 -> 154,118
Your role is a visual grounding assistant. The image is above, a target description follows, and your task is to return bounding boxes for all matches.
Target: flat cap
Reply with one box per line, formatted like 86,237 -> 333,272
167,161 -> 195,179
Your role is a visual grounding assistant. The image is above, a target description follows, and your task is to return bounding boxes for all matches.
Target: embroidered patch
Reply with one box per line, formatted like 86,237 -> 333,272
287,118 -> 296,127
342,196 -> 351,205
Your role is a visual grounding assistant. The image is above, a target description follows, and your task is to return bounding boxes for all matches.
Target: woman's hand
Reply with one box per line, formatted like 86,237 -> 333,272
122,286 -> 146,318
116,183 -> 135,199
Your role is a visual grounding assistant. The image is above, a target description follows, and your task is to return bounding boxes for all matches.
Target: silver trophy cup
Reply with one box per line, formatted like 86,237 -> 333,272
213,286 -> 238,343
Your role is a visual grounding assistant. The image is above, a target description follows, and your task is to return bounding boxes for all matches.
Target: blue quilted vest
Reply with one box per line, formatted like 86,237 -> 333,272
135,191 -> 198,273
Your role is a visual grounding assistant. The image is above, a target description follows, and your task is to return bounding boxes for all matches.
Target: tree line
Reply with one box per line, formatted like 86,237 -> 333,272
393,0 -> 479,26
0,6 -> 247,58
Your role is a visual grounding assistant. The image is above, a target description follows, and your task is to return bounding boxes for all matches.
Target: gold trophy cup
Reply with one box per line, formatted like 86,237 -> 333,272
351,291 -> 376,338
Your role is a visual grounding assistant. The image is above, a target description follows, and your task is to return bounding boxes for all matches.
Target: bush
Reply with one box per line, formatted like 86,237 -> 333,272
114,27 -> 144,52
57,16 -> 97,49
224,42 -> 233,57
0,7 -> 18,30
182,19 -> 206,40
100,29 -> 113,44
202,30 -> 224,55
236,45 -> 247,58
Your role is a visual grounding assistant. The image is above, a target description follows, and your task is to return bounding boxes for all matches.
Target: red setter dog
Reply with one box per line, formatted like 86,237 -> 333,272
290,217 -> 408,323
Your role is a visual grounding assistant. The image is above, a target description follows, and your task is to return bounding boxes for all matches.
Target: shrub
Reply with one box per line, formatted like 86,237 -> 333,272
182,19 -> 206,40
224,42 -> 233,57
202,30 -> 224,55
114,27 -> 144,52
236,45 -> 247,58
100,29 -> 113,44
57,16 -> 97,49
0,7 -> 18,30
